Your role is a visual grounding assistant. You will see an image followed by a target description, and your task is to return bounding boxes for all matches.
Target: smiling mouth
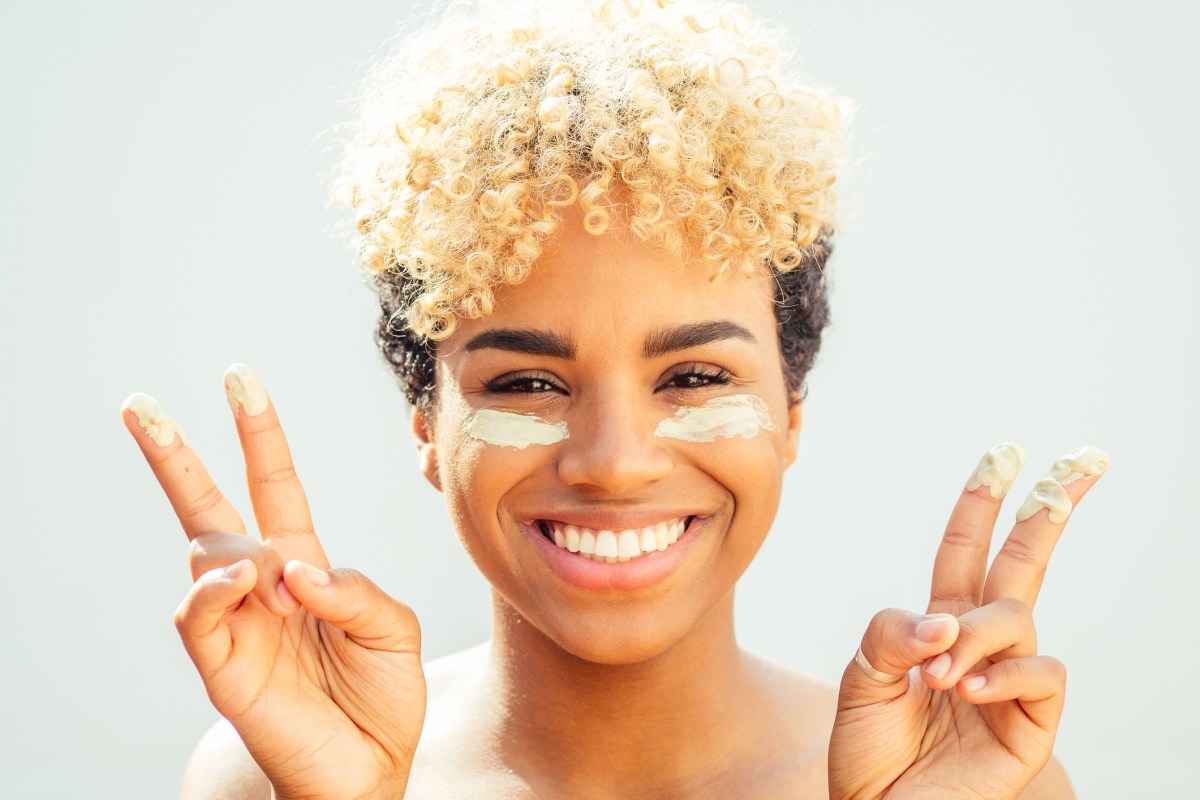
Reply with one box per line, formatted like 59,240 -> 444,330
534,516 -> 696,562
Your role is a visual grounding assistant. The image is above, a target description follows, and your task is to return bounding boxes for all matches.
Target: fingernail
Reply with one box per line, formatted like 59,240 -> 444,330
915,615 -> 951,642
961,673 -> 987,692
297,561 -> 330,587
276,579 -> 298,607
965,442 -> 1026,499
924,652 -> 952,680
223,363 -> 269,417
201,560 -> 245,584
120,392 -> 189,447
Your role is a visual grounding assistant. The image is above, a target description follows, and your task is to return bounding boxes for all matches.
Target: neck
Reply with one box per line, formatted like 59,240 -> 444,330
480,587 -> 762,795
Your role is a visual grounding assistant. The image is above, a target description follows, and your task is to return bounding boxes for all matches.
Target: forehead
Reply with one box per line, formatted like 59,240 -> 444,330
447,207 -> 779,351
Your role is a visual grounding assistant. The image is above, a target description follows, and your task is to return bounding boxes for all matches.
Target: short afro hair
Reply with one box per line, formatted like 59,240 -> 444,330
331,0 -> 849,411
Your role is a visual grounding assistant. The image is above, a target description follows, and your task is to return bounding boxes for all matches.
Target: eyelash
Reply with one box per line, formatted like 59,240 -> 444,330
484,364 -> 736,395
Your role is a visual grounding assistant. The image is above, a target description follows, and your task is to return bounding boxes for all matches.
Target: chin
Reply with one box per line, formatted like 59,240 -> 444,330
530,597 -> 719,666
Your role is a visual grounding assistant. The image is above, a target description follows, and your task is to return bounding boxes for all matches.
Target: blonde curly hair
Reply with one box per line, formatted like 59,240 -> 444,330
331,0 -> 849,408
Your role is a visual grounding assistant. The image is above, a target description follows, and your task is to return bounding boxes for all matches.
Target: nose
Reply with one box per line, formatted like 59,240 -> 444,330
556,393 -> 673,494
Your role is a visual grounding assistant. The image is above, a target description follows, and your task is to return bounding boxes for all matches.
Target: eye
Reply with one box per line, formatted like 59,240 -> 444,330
484,371 -> 566,395
658,363 -> 735,392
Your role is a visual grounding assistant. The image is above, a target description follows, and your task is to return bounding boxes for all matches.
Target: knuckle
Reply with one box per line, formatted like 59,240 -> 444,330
253,465 -> 298,487
928,588 -> 977,608
178,484 -> 225,523
995,595 -> 1032,617
998,536 -> 1046,571
941,525 -> 989,552
868,607 -> 904,631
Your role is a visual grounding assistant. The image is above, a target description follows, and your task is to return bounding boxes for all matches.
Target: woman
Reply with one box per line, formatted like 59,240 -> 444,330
120,1 -> 1102,796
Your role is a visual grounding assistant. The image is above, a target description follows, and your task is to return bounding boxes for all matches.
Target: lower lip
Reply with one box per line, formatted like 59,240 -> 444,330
520,517 -> 707,591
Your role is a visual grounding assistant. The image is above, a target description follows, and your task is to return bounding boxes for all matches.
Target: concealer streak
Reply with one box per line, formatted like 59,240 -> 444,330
465,408 -> 569,449
654,394 -> 773,443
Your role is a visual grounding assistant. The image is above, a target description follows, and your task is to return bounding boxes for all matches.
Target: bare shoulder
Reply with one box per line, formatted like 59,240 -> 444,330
1018,755 -> 1075,799
722,652 -> 841,797
179,717 -> 270,800
406,641 -> 528,798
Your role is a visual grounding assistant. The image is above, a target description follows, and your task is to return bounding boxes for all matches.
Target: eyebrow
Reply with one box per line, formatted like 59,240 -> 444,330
463,319 -> 756,361
464,328 -> 577,359
642,320 -> 757,359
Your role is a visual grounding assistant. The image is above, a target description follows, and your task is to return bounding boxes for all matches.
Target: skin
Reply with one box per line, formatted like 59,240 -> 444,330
125,205 -> 1090,799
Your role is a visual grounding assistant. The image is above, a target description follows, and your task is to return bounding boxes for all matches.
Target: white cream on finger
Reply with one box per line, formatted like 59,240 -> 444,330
223,362 -> 269,417
120,392 -> 189,447
965,442 -> 1026,499
465,408 -> 569,449
654,394 -> 774,443
1048,445 -> 1108,486
1015,445 -> 1109,523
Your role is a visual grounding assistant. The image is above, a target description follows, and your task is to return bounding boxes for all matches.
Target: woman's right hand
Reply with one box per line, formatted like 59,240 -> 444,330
121,363 -> 426,800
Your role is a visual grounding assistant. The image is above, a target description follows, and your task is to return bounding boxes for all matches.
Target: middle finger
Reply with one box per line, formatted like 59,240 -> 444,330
223,363 -> 328,568
982,445 -> 1108,609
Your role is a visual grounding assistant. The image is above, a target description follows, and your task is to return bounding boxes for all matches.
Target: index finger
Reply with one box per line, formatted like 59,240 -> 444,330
120,392 -> 247,540
928,443 -> 1027,615
223,363 -> 327,568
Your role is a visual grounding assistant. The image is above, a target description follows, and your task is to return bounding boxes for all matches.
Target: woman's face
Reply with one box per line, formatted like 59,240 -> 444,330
419,206 -> 802,664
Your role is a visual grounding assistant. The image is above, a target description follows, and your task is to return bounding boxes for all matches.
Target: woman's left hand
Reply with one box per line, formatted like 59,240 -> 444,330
828,444 -> 1106,800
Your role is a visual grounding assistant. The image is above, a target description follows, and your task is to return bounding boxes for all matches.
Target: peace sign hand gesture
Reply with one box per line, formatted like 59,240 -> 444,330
121,364 -> 426,800
828,443 -> 1107,800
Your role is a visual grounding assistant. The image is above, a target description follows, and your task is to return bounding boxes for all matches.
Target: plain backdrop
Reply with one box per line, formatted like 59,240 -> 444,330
2,1 -> 1196,797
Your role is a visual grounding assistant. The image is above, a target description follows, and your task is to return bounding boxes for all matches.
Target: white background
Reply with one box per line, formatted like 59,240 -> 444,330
2,1 -> 1195,796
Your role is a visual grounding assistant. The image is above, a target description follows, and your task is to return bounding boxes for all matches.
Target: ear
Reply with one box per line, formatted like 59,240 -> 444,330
411,406 -> 442,492
784,397 -> 803,468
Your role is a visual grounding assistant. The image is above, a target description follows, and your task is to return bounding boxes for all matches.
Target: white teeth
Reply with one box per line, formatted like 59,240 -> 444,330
544,517 -> 692,561
655,523 -> 670,551
595,530 -> 618,558
639,528 -> 657,553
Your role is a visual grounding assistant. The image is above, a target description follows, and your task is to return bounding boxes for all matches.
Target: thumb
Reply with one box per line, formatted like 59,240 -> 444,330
282,560 -> 422,656
839,608 -> 959,701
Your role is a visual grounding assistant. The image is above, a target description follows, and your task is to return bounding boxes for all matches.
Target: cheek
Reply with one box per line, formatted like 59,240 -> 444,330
440,425 -> 560,559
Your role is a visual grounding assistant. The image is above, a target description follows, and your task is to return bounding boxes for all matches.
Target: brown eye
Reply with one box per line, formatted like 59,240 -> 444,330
660,366 -> 734,391
485,371 -> 566,395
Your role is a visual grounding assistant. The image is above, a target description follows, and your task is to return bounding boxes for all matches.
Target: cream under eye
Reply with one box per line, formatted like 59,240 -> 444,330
654,394 -> 774,442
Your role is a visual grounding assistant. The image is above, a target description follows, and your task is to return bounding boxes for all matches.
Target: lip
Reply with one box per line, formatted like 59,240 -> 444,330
518,514 -> 709,592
